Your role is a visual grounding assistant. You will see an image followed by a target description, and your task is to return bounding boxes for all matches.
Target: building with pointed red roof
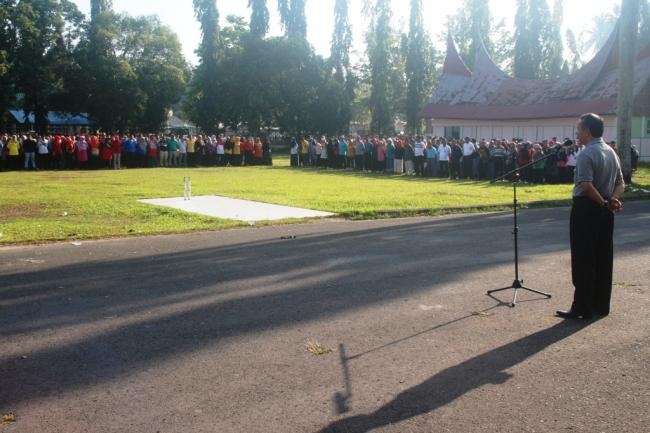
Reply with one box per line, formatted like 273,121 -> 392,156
419,30 -> 650,160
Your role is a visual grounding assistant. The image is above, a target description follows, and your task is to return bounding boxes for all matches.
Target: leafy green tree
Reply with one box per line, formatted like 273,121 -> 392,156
581,1 -> 649,55
72,2 -> 143,132
405,0 -> 436,134
639,0 -> 650,49
514,0 -> 559,79
278,0 -> 307,39
192,0 -> 221,134
220,15 -> 249,56
565,28 -> 582,72
330,0 -> 353,132
0,0 -> 17,130
203,17 -> 348,136
12,0 -> 83,132
248,0 -> 269,38
541,0 -> 564,78
91,0 -> 112,17
581,5 -> 619,55
331,0 -> 352,83
367,0 -> 393,135
116,15 -> 188,132
448,0 -> 494,69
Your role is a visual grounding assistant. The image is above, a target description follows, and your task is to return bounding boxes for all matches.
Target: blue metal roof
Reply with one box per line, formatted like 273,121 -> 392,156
8,110 -> 95,126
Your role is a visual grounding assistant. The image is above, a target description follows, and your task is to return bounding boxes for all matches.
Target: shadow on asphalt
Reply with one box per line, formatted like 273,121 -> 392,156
320,320 -> 598,433
0,203 -> 647,410
332,307 -> 502,416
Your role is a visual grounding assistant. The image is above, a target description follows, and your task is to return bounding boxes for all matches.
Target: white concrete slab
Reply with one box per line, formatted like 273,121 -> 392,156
139,196 -> 336,222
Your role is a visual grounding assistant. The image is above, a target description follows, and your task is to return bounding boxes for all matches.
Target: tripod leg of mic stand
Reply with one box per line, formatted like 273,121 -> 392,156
519,285 -> 552,299
487,285 -> 517,295
487,279 -> 522,295
487,281 -> 520,307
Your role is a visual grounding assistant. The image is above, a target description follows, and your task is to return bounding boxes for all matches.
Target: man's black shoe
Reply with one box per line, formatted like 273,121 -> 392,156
556,309 -> 593,319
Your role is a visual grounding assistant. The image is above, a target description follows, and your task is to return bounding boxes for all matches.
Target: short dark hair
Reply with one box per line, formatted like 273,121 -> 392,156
579,113 -> 604,138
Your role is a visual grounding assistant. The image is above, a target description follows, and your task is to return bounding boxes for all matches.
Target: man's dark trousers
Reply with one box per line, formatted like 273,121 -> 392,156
570,197 -> 615,315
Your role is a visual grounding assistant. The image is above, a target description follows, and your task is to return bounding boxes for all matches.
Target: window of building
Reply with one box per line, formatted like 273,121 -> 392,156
444,126 -> 460,140
646,118 -> 650,135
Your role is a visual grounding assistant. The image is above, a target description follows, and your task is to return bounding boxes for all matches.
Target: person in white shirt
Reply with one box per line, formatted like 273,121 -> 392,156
462,136 -> 476,179
178,135 -> 188,166
216,138 -> 225,166
37,136 -> 50,169
413,136 -> 427,176
437,139 -> 451,178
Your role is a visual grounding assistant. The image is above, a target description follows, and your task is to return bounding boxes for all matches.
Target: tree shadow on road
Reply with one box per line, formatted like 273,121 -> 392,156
0,202 -> 646,411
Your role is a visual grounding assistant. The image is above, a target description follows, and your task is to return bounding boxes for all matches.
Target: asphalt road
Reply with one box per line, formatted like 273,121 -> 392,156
1,201 -> 649,433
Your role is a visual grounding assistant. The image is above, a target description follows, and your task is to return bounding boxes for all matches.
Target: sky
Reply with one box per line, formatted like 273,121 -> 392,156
70,0 -> 622,65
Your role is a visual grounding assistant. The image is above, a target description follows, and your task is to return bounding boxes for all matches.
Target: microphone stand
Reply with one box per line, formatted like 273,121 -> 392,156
486,147 -> 564,306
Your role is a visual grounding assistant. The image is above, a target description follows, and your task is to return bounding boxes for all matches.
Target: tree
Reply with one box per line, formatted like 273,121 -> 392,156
581,5 -> 619,55
12,0 -> 83,133
248,0 -> 269,39
542,0 -> 564,78
330,0 -> 353,132
116,15 -> 188,131
331,0 -> 352,84
186,12 -> 347,137
447,0 -> 493,69
639,0 -> 650,49
405,0 -> 436,134
71,1 -> 144,132
91,0 -> 112,18
367,0 -> 393,135
513,0 -> 559,79
581,1 -> 648,54
0,0 -> 17,130
565,28 -> 582,72
192,0 -> 221,133
617,0 -> 639,184
278,0 -> 306,39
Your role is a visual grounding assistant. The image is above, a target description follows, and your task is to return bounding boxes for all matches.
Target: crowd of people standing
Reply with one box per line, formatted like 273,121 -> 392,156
0,133 -> 274,171
289,134 -> 640,184
2,131 -> 639,184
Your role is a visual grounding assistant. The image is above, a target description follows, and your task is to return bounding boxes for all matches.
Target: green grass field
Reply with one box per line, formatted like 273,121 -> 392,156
1,158 -> 648,244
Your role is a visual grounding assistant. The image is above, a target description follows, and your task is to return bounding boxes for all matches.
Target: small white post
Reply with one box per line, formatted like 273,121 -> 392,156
188,177 -> 192,200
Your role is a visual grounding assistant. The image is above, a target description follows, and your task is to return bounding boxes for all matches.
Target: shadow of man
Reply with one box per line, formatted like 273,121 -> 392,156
319,320 -> 595,433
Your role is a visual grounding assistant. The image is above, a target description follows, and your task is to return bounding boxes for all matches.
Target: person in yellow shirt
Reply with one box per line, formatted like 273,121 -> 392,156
6,135 -> 21,170
300,137 -> 310,166
347,139 -> 355,169
233,136 -> 242,166
186,135 -> 196,166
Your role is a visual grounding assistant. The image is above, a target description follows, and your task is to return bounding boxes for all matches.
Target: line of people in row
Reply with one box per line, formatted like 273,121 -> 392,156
289,135 -> 640,183
0,133 -> 274,170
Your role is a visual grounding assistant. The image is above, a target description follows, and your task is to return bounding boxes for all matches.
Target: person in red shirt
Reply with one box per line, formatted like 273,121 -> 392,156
253,138 -> 263,165
64,135 -> 75,169
517,141 -> 534,182
241,137 -> 254,166
88,134 -> 100,169
146,134 -> 158,167
110,134 -> 122,169
100,135 -> 113,168
52,135 -> 64,169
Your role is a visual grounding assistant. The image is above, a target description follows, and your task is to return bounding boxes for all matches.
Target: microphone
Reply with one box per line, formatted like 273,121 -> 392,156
554,139 -> 573,151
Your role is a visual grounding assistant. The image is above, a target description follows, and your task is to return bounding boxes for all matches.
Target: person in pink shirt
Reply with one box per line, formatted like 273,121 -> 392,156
75,136 -> 88,169
376,139 -> 386,172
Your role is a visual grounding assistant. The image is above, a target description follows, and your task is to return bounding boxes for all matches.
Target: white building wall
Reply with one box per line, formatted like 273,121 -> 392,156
429,116 -> 649,161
